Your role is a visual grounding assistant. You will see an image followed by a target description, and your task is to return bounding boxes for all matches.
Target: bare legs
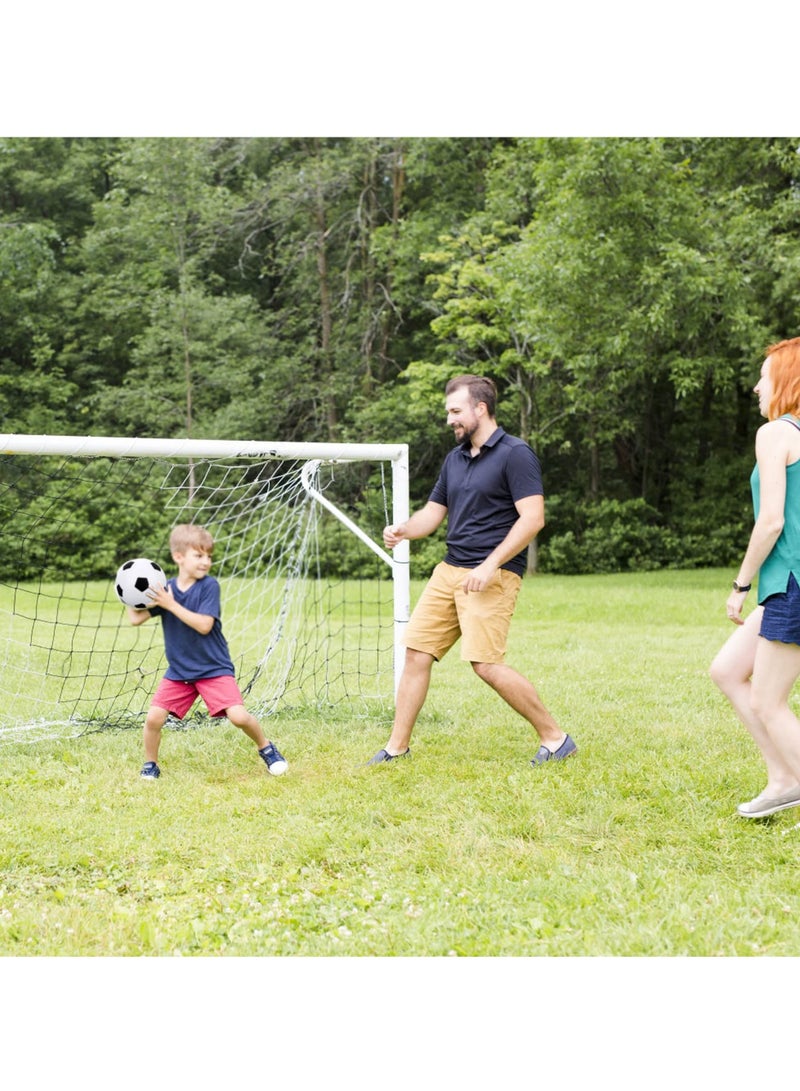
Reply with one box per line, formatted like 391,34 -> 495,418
710,606 -> 800,795
471,661 -> 565,749
225,704 -> 269,750
384,647 -> 564,756
143,706 -> 169,764
750,638 -> 800,784
143,703 -> 270,764
385,649 -> 435,754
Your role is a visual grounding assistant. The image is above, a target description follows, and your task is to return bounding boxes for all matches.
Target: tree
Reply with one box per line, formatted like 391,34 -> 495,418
395,137 -> 800,571
69,138 -> 275,443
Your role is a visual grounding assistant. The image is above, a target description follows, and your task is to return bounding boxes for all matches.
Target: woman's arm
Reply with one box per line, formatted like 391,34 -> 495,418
728,420 -> 790,623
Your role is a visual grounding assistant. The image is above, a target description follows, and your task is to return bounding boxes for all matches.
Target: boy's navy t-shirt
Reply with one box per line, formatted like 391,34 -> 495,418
428,427 -> 543,578
147,575 -> 236,682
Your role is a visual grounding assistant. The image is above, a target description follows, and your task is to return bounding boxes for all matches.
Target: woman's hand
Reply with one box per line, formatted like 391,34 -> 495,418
726,587 -> 749,625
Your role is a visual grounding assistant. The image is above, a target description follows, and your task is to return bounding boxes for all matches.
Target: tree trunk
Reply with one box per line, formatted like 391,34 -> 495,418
313,156 -> 337,439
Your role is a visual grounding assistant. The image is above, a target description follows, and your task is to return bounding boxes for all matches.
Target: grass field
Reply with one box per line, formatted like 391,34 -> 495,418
3,567 -> 800,962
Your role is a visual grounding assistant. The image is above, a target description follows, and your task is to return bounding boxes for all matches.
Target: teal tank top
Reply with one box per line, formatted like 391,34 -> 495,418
751,415 -> 800,602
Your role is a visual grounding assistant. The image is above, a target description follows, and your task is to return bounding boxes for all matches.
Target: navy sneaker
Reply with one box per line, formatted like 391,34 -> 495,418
366,747 -> 410,765
531,734 -> 577,766
140,761 -> 161,780
259,742 -> 288,776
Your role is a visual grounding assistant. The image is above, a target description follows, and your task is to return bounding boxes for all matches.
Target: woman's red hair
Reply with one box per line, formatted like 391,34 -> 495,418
767,337 -> 800,420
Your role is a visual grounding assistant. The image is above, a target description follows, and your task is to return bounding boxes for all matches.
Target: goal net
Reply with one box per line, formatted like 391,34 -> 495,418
0,434 -> 409,743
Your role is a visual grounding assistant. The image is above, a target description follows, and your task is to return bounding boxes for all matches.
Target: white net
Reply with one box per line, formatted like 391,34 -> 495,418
0,440 -> 407,743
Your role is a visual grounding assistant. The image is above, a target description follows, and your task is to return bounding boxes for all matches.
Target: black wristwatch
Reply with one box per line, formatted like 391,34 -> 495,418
732,580 -> 751,593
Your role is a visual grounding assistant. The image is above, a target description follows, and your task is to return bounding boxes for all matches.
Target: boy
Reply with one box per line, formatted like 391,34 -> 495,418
127,523 -> 288,780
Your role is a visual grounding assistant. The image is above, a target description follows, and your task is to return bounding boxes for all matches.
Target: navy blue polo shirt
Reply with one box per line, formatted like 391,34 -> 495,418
428,427 -> 543,577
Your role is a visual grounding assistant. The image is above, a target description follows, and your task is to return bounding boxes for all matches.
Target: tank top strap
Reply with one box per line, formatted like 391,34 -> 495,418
779,413 -> 800,432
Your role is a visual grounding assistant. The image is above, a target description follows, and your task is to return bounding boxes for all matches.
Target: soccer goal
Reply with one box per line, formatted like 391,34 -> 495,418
0,433 -> 409,742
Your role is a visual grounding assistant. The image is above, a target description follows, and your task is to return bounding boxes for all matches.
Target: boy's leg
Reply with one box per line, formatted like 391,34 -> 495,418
144,705 -> 169,763
226,704 -> 288,775
144,680 -> 197,769
197,678 -> 288,774
226,704 -> 268,748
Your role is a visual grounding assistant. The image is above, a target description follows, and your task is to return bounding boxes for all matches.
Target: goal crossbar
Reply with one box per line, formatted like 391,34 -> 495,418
0,434 -> 407,464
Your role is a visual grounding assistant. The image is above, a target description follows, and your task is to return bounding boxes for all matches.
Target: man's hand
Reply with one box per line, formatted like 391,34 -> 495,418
462,561 -> 498,593
383,523 -> 408,549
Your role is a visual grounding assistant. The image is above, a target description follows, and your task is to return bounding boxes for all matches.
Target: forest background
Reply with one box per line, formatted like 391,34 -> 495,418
2,135 -> 799,579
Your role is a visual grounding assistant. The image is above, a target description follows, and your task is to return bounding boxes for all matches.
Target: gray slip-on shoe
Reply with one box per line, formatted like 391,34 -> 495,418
736,787 -> 800,818
531,733 -> 577,766
366,747 -> 410,765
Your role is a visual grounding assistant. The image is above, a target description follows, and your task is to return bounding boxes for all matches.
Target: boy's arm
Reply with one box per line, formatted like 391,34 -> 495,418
127,606 -> 151,627
145,583 -> 215,635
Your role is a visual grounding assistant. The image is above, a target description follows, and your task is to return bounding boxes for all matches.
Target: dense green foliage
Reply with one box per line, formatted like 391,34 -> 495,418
2,137 -> 798,575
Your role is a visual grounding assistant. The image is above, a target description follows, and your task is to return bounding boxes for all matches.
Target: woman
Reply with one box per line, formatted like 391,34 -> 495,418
710,337 -> 800,818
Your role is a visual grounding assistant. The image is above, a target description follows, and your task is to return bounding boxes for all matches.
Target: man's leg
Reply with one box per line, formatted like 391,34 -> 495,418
384,648 -> 435,755
472,661 -> 565,750
370,564 -> 460,762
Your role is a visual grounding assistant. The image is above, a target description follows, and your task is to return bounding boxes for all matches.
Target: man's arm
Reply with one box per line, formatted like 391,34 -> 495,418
462,494 -> 544,593
384,500 -> 448,549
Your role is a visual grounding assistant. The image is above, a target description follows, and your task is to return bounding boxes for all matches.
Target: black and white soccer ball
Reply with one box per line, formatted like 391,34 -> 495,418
115,557 -> 166,609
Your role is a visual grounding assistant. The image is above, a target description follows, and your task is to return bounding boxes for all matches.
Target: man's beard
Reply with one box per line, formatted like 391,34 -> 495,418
452,423 -> 475,444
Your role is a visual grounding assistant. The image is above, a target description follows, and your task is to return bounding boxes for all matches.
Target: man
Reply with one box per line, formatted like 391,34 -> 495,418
368,374 -> 577,766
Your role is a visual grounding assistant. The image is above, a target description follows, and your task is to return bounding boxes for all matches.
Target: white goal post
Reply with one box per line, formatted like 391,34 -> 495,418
0,433 -> 410,740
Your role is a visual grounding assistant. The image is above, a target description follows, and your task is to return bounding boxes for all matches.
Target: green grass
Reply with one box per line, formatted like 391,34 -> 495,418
2,568 -> 800,957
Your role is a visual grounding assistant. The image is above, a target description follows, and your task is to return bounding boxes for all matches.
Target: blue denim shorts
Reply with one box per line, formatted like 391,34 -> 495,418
760,572 -> 800,645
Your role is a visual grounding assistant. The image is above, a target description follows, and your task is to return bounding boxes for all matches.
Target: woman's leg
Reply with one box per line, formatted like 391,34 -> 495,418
710,607 -> 799,793
750,636 -> 800,785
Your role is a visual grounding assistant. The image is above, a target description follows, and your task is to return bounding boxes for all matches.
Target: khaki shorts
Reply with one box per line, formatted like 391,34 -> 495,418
403,561 -> 522,663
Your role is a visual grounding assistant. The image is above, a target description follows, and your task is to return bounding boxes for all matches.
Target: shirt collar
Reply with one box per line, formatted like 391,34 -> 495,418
458,425 -> 505,456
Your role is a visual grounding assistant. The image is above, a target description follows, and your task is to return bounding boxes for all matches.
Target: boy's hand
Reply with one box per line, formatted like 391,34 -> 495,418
146,582 -> 173,610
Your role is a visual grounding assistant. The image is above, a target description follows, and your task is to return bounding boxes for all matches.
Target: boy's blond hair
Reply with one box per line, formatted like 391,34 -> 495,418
169,523 -> 215,556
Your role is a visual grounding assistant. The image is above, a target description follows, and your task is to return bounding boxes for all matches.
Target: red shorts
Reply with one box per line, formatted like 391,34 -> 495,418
150,675 -> 245,719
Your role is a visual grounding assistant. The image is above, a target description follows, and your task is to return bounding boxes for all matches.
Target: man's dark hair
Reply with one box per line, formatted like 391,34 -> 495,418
445,375 -> 497,417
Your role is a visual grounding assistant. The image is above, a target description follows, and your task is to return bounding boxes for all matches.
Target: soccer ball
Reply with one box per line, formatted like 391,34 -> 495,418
115,557 -> 166,609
